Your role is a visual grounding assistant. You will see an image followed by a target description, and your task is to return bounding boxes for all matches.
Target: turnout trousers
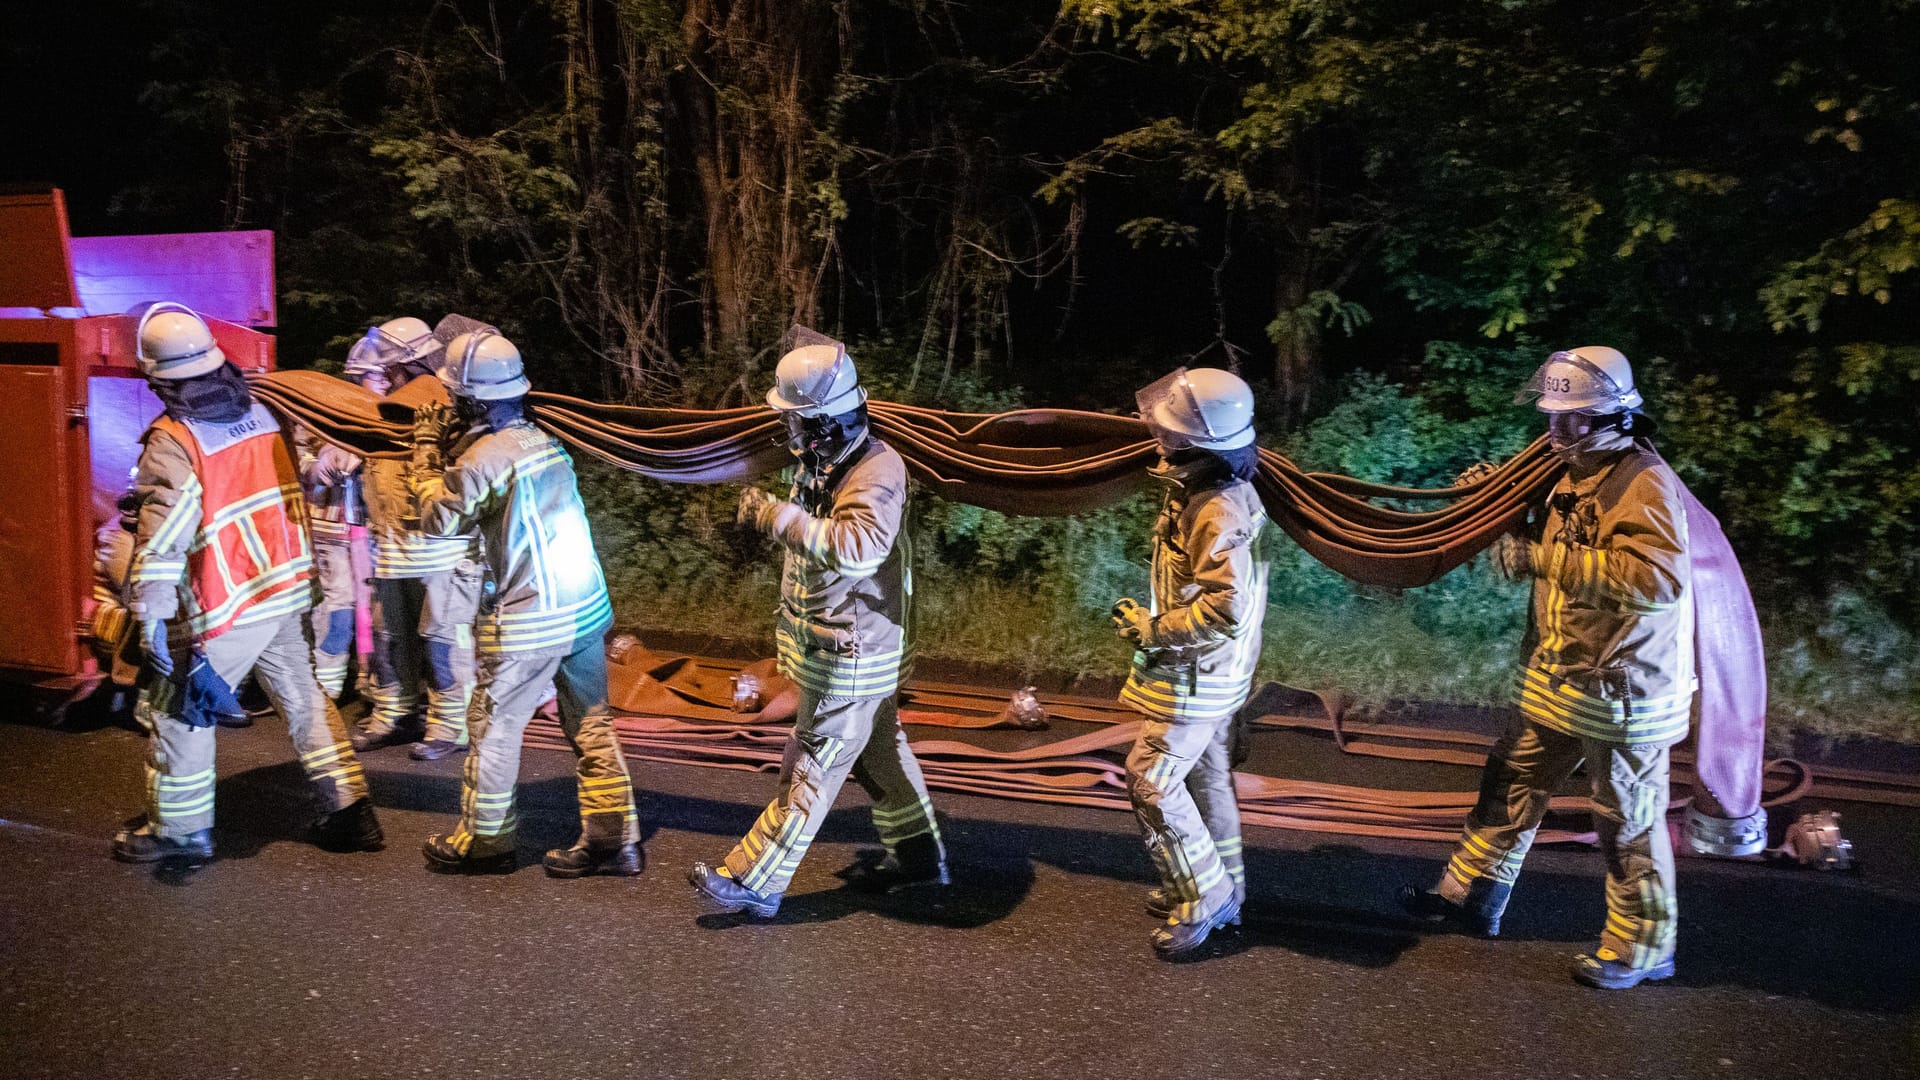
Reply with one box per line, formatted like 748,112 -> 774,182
140,611 -> 368,839
445,633 -> 639,858
1437,712 -> 1677,970
1126,713 -> 1245,926
308,535 -> 361,697
365,562 -> 483,745
722,689 -> 944,896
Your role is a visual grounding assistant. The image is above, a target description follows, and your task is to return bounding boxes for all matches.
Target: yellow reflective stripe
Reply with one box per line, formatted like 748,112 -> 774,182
1119,668 -> 1254,722
372,536 -> 470,577
233,515 -> 273,575
188,484 -> 302,551
130,558 -> 188,583
186,559 -> 312,634
145,474 -> 205,554
469,815 -> 518,837
298,741 -> 353,768
476,592 -> 613,652
1514,668 -> 1693,744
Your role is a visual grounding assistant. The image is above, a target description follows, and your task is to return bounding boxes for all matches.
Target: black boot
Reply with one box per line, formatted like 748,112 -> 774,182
1397,880 -> 1508,938
1571,949 -> 1675,990
409,738 -> 467,761
1149,896 -> 1243,957
112,824 -> 214,867
544,840 -> 644,879
842,833 -> 949,893
423,833 -> 515,874
351,721 -> 424,753
312,797 -> 385,852
1144,887 -> 1243,925
687,861 -> 781,917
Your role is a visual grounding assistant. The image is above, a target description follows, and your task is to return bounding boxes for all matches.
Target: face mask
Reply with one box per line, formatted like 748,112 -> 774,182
1547,411 -> 1634,466
1149,447 -> 1214,489
1546,412 -> 1596,453
356,369 -> 392,397
153,363 -> 253,423
785,408 -> 867,470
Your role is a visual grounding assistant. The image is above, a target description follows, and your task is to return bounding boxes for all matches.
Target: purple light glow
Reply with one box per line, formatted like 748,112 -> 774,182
70,231 -> 276,327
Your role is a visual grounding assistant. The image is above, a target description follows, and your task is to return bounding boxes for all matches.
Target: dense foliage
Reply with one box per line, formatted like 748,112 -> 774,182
5,0 -> 1916,734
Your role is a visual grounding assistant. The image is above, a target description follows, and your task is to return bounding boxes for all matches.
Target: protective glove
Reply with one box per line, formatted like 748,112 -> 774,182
736,486 -> 788,534
311,444 -> 360,485
1453,460 -> 1497,488
1492,533 -> 1534,582
410,402 -> 452,476
140,618 -> 174,678
1111,597 -> 1158,649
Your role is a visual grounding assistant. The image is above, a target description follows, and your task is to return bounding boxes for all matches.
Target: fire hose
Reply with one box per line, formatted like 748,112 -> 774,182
252,370 -> 1777,853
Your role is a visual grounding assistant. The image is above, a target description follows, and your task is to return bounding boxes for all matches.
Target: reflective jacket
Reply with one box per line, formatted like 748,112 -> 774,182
765,439 -> 913,700
364,456 -> 476,579
414,419 -> 610,655
126,404 -> 315,640
1517,437 -> 1695,747
1120,477 -> 1270,724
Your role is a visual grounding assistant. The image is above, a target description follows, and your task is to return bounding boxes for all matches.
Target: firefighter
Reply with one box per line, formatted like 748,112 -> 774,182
111,302 -> 382,866
297,420 -> 366,701
1400,346 -> 1691,991
1113,367 -> 1269,957
346,317 -> 484,761
408,329 -> 642,877
89,472 -> 147,698
688,332 -> 947,917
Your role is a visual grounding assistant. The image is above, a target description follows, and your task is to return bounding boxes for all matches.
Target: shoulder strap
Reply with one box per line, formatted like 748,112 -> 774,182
1597,440 -> 1662,511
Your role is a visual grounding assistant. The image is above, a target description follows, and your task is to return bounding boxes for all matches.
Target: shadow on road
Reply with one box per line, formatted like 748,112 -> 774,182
186,750 -> 1920,1012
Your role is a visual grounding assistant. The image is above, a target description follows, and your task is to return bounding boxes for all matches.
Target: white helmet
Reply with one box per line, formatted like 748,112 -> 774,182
1137,367 -> 1256,451
1516,346 -> 1643,414
134,302 -> 226,381
439,329 -> 530,400
767,334 -> 866,417
345,316 -> 440,379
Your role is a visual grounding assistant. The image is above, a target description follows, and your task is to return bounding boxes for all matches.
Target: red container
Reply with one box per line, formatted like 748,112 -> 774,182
0,187 -> 275,684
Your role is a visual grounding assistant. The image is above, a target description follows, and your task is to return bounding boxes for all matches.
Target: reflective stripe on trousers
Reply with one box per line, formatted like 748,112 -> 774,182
445,632 -> 637,858
308,537 -> 360,697
723,690 -> 944,896
1438,712 -> 1678,969
140,610 -> 367,839
366,568 -> 481,745
1125,711 -> 1244,926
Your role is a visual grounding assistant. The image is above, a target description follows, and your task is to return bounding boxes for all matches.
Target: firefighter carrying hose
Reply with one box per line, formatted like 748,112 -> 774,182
1400,346 -> 1692,990
688,329 -> 948,917
408,328 -> 643,877
111,302 -> 383,867
1114,367 -> 1270,957
347,317 -> 484,761
296,418 -> 366,701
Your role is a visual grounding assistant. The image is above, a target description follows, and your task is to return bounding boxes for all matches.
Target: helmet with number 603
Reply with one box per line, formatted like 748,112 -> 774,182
1515,346 -> 1642,414
133,301 -> 226,381
1136,367 -> 1256,451
439,328 -> 530,401
345,316 -> 440,381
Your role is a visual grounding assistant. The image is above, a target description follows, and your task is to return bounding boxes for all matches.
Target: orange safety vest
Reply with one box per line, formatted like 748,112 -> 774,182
153,405 -> 315,640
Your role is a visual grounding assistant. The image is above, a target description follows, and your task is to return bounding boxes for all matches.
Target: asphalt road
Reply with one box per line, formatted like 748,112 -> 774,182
2,715 -> 1915,1080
